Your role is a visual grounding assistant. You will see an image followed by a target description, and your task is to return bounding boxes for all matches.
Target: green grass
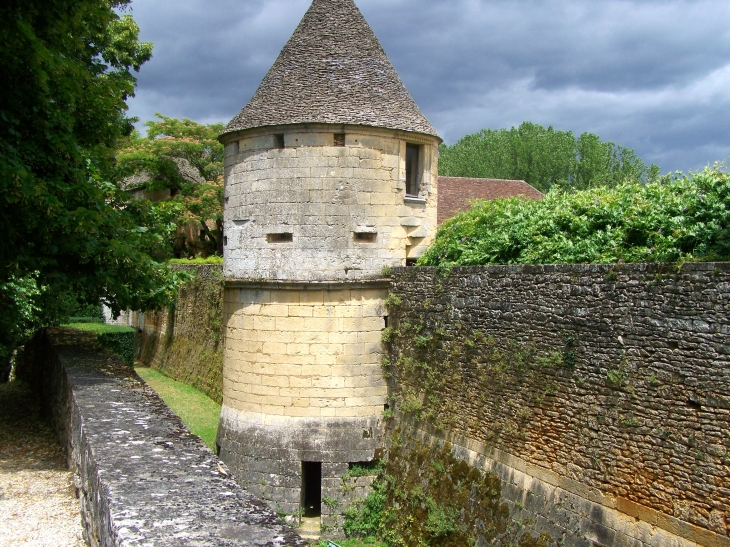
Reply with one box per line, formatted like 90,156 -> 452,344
135,367 -> 222,450
315,540 -> 386,547
64,323 -> 135,334
169,256 -> 223,265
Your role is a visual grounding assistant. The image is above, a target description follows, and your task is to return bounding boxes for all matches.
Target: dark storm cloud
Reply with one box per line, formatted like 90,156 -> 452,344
126,0 -> 730,172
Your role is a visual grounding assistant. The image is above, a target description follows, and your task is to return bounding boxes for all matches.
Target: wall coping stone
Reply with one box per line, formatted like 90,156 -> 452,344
392,261 -> 730,275
19,328 -> 306,547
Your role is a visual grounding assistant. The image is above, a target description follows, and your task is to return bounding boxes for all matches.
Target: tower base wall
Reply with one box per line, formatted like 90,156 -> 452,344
219,281 -> 389,520
218,408 -> 384,517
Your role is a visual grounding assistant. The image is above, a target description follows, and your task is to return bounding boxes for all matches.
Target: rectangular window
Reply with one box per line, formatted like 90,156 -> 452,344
405,144 -> 421,197
267,233 -> 293,243
334,133 -> 346,147
274,134 -> 285,149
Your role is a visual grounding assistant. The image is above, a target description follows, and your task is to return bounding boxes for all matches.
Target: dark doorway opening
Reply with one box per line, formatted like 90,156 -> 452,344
301,461 -> 322,517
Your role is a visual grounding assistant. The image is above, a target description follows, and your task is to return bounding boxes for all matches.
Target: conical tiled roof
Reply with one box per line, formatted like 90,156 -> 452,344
223,0 -> 438,137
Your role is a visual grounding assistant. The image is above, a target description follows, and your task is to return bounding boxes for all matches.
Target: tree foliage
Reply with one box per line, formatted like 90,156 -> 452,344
0,0 -> 187,361
116,115 -> 226,257
420,166 -> 730,267
439,122 -> 659,193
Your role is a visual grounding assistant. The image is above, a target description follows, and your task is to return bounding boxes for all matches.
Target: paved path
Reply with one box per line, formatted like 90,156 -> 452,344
0,380 -> 86,547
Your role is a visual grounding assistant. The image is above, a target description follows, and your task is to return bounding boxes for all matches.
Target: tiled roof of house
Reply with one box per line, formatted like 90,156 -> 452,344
222,0 -> 438,138
438,177 -> 544,225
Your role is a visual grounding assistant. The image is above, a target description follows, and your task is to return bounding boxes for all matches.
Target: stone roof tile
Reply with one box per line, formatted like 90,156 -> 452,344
223,0 -> 438,138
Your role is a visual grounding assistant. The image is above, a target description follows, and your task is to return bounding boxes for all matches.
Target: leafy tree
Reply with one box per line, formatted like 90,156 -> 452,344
439,122 -> 657,193
116,115 -> 226,257
420,166 -> 730,267
0,0 -> 187,362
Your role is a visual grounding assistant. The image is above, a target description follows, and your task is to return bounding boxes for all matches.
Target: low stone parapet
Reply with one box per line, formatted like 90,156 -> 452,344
17,328 -> 306,547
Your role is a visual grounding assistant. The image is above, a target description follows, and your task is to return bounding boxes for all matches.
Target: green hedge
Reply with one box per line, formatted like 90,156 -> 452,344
68,316 -> 105,324
65,323 -> 136,365
168,256 -> 223,265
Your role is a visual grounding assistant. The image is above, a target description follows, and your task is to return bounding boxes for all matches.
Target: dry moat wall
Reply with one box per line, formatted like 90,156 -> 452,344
136,264 -> 224,403
16,328 -> 305,547
384,263 -> 730,547
132,262 -> 729,546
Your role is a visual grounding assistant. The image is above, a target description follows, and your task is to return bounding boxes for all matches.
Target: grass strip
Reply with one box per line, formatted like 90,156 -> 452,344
314,539 -> 386,547
135,367 -> 221,450
64,323 -> 134,334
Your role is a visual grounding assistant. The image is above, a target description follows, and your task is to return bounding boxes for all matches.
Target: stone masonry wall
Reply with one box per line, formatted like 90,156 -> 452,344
137,264 -> 224,403
386,263 -> 730,547
219,282 -> 389,522
223,125 -> 439,282
222,283 -> 388,420
16,327 -> 306,547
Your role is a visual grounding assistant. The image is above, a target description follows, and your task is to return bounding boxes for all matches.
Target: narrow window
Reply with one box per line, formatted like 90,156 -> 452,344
274,134 -> 285,149
405,143 -> 421,197
267,233 -> 293,243
334,133 -> 346,147
353,232 -> 377,243
301,462 -> 322,518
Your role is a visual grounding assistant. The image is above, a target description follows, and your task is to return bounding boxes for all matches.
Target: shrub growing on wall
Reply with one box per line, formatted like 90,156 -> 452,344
420,166 -> 730,266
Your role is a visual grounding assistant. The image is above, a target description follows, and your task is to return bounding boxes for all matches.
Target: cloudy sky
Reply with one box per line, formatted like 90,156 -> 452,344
126,0 -> 730,173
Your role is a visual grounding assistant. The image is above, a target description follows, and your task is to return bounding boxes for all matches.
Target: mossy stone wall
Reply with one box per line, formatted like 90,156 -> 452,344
137,264 -> 224,403
385,262 -> 730,547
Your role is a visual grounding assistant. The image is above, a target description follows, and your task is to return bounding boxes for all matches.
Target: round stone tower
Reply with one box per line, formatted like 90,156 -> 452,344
217,0 -> 441,523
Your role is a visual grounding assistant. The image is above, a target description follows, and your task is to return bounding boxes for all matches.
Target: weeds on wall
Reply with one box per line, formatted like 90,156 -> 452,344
381,307 -> 573,434
343,431 -> 552,547
137,266 -> 225,403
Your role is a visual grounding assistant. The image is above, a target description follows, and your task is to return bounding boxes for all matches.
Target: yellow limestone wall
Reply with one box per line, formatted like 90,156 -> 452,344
222,125 -> 439,282
222,284 -> 389,421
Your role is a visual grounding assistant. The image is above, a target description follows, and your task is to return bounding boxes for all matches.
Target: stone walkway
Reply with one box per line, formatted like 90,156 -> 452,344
0,380 -> 86,547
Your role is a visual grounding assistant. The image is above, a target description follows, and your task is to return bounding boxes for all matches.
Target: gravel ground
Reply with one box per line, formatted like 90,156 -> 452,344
0,380 -> 86,547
